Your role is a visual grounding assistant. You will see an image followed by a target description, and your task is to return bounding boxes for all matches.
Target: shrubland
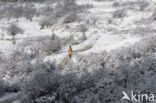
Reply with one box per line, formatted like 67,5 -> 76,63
0,34 -> 155,103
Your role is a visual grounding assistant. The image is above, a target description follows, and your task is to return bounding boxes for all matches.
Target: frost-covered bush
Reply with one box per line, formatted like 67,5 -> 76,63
0,3 -> 37,22
138,0 -> 149,11
62,11 -> 77,24
79,24 -> 88,33
78,24 -> 88,41
131,26 -> 156,36
14,6 -> 23,22
21,69 -> 104,103
7,24 -> 23,36
23,5 -> 36,21
0,49 -> 57,101
37,4 -> 54,16
113,9 -> 126,18
119,0 -> 149,11
7,23 -> 24,44
39,38 -> 61,53
113,2 -> 120,7
17,35 -> 62,54
0,46 -> 45,79
134,35 -> 156,55
39,14 -> 59,29
0,51 -> 33,81
2,4 -> 15,21
39,0 -> 81,28
21,71 -> 60,102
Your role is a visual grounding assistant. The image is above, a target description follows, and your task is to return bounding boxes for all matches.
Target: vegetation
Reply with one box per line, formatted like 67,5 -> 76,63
7,23 -> 23,44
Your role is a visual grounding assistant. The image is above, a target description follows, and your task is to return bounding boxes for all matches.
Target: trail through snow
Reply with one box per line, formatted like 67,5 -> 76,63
45,0 -> 141,65
0,0 -> 142,66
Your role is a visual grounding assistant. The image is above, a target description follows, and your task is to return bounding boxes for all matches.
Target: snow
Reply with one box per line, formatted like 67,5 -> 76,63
0,0 -> 155,102
0,41 -> 13,53
83,34 -> 141,53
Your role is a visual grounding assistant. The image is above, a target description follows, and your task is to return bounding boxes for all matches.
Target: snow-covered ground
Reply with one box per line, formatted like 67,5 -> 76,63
1,0 -> 156,102
0,0 -> 152,67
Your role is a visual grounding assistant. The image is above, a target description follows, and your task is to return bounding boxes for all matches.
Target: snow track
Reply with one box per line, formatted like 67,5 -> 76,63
58,44 -> 94,67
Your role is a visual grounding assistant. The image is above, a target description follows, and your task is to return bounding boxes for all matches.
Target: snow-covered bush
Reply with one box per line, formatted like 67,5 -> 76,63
39,14 -> 58,29
79,24 -> 88,33
0,47 -> 48,83
119,0 -> 149,11
7,24 -> 23,36
131,26 -> 156,36
0,3 -> 37,22
134,35 -> 156,55
59,36 -> 74,46
138,0 -> 149,11
7,23 -> 24,44
23,5 -> 36,21
79,24 -> 88,40
39,0 -> 81,28
39,38 -> 61,54
113,2 -> 120,7
62,11 -> 77,24
17,36 -> 62,55
0,48 -> 57,102
37,4 -> 54,16
21,71 -> 60,102
14,6 -> 23,22
3,4 -> 15,21
113,9 -> 126,18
